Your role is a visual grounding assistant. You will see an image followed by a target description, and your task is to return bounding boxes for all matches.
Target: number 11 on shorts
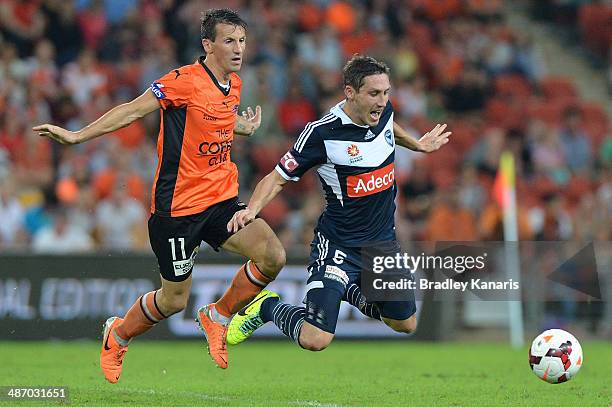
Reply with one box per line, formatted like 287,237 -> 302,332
168,237 -> 186,260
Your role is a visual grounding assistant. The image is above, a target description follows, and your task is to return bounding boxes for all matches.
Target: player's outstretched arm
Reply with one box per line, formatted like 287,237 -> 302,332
393,121 -> 451,153
227,170 -> 288,233
234,105 -> 261,136
33,89 -> 160,145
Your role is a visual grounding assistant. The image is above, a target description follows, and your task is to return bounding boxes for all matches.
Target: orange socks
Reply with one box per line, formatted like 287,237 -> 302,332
115,290 -> 168,342
215,260 -> 273,318
114,261 -> 273,340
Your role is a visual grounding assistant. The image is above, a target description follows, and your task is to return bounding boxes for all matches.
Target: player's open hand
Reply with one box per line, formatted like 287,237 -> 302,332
240,105 -> 262,135
227,208 -> 256,233
418,123 -> 451,153
33,124 -> 81,145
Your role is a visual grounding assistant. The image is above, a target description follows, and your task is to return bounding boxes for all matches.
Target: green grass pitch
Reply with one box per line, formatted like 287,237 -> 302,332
1,341 -> 610,406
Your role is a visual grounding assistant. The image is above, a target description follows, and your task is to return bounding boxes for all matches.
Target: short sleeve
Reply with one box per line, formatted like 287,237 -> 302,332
231,72 -> 242,94
151,68 -> 193,109
275,128 -> 326,181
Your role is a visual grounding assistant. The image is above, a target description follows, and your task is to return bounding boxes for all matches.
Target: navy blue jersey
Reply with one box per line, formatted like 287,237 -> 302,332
275,100 -> 397,246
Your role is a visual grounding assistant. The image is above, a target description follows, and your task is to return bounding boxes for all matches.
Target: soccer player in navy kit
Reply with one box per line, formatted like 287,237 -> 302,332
225,55 -> 451,351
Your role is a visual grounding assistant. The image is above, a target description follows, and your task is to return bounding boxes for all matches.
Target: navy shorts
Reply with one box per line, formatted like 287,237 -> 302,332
148,197 -> 246,282
304,230 -> 416,333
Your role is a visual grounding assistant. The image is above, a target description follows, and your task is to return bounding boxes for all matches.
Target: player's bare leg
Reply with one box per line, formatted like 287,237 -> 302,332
156,276 -> 193,316
298,322 -> 334,351
220,218 -> 285,311
197,218 -> 285,369
100,276 -> 190,383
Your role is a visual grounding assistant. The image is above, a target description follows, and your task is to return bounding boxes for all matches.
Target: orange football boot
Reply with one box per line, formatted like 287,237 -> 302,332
195,304 -> 228,369
100,317 -> 128,383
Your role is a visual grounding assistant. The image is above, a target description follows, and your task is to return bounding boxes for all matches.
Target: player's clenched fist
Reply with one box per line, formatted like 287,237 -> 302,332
227,208 -> 256,233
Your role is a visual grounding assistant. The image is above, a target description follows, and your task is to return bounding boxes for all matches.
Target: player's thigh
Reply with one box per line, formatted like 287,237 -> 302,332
221,218 -> 285,275
148,213 -> 202,282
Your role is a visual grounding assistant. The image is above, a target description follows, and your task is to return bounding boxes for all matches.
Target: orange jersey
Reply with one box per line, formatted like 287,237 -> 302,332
150,57 -> 241,217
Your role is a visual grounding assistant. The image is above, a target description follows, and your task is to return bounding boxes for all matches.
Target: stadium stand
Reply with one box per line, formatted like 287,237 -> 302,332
0,0 -> 609,254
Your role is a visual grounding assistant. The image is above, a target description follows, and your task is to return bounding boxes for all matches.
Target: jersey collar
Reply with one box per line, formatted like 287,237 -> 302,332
330,100 -> 369,128
198,56 -> 231,96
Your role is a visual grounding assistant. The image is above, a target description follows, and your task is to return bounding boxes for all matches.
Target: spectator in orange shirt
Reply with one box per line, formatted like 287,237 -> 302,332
426,188 -> 478,241
325,1 -> 356,35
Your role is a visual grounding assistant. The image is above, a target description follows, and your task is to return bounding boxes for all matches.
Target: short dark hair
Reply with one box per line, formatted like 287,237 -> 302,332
342,54 -> 390,91
201,8 -> 247,41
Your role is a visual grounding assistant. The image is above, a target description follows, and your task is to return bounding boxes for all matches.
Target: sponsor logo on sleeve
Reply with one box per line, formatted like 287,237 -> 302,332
150,82 -> 166,99
280,151 -> 299,173
346,163 -> 395,197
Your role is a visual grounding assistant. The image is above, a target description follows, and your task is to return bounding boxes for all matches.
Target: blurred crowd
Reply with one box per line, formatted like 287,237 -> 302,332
0,0 -> 610,255
527,0 -> 612,93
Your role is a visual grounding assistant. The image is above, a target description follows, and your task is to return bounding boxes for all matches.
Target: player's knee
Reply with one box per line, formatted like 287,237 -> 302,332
299,330 -> 333,351
387,315 -> 418,334
300,334 -> 332,352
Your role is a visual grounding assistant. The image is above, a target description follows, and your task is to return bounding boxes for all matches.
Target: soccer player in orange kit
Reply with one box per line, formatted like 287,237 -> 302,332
33,9 -> 285,382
